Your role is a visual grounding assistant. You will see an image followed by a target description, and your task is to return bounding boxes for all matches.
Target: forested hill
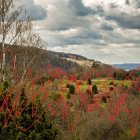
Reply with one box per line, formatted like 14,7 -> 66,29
0,43 -> 112,74
42,50 -> 112,71
47,51 -> 88,60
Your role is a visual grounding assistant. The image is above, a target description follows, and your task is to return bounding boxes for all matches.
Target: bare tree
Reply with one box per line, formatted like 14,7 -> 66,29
0,0 -> 46,85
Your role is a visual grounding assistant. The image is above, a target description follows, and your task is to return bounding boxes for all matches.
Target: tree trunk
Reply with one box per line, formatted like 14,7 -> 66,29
1,0 -> 6,83
1,38 -> 6,82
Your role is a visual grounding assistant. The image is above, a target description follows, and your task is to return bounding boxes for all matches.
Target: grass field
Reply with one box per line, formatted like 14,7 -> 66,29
28,78 -> 132,102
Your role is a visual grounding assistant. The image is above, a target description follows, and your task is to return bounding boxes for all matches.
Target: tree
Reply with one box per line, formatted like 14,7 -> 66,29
92,62 -> 100,69
113,72 -> 117,79
102,96 -> 107,103
113,71 -> 126,80
110,87 -> 114,91
69,85 -> 75,94
0,81 -> 17,140
92,85 -> 98,94
87,78 -> 92,85
0,86 -> 58,139
0,0 -> 46,85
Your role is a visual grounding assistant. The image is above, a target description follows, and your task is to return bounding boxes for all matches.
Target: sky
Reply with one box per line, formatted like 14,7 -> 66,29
22,0 -> 140,64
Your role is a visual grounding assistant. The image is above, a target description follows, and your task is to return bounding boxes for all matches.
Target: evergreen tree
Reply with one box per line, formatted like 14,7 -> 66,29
0,86 -> 58,139
69,85 -> 75,94
0,82 -> 17,140
92,85 -> 98,94
102,96 -> 107,103
87,78 -> 92,85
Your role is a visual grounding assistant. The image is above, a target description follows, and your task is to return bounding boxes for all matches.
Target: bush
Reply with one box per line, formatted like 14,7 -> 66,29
92,85 -> 98,94
36,77 -> 48,85
114,83 -> 117,87
58,92 -> 140,140
3,81 -> 9,92
113,72 -> 117,79
66,83 -> 70,88
87,78 -> 92,85
0,87 -> 58,140
123,85 -> 128,92
69,85 -> 75,94
49,76 -> 55,82
109,81 -> 114,85
102,96 -> 107,103
130,84 -> 139,96
62,110 -> 133,140
110,87 -> 114,91
67,93 -> 71,99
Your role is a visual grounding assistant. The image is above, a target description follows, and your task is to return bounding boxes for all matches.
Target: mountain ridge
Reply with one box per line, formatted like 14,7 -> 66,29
113,63 -> 140,70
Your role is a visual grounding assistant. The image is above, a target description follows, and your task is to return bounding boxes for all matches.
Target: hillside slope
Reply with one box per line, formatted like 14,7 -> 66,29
0,44 -> 112,74
46,50 -> 107,69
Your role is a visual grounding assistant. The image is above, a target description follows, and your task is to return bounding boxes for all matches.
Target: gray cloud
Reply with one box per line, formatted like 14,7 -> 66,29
103,1 -> 140,29
68,0 -> 105,17
20,0 -> 47,20
68,0 -> 93,16
33,0 -> 140,64
106,14 -> 140,29
101,23 -> 114,30
130,0 -> 140,8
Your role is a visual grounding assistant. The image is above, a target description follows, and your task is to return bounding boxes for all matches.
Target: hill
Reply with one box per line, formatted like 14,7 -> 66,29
0,43 -> 113,75
43,50 -> 112,71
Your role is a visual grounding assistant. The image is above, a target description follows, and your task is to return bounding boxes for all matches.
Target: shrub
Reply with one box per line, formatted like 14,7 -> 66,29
36,77 -> 48,85
62,110 -> 132,140
67,93 -> 71,99
69,85 -> 75,94
49,76 -> 55,82
59,92 -> 140,140
92,85 -> 98,94
102,96 -> 107,103
87,78 -> 92,85
123,85 -> 128,92
0,88 -> 58,140
66,83 -> 70,88
130,84 -> 139,96
110,87 -> 114,91
109,81 -> 114,85
114,83 -> 117,87
3,81 -> 9,92
113,72 -> 117,79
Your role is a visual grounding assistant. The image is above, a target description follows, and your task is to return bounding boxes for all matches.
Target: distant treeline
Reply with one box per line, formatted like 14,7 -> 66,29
113,69 -> 140,80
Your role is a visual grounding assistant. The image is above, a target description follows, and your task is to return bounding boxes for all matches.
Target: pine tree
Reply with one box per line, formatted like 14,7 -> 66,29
0,82 -> 17,140
69,85 -> 75,94
87,78 -> 92,85
92,85 -> 98,94
0,86 -> 58,139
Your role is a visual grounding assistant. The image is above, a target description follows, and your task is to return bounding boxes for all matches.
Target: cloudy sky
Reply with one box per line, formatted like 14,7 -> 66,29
23,0 -> 140,64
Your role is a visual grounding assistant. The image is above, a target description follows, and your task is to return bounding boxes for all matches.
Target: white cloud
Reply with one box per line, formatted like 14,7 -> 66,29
32,0 -> 140,64
17,0 -> 47,20
59,28 -> 82,38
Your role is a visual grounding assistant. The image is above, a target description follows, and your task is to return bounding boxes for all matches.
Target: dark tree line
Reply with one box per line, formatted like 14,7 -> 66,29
0,82 -> 58,140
